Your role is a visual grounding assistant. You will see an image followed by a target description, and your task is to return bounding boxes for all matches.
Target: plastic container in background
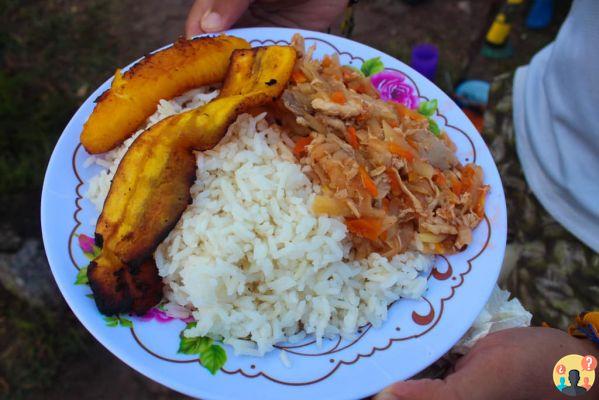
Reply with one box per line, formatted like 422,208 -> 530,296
454,80 -> 491,133
455,80 -> 491,108
410,44 -> 438,81
485,0 -> 523,48
526,0 -> 554,29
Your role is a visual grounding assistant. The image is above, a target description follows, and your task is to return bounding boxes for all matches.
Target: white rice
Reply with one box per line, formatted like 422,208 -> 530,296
85,89 -> 433,357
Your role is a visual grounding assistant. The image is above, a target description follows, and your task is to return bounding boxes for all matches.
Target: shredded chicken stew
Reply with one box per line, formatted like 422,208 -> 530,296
278,34 -> 489,259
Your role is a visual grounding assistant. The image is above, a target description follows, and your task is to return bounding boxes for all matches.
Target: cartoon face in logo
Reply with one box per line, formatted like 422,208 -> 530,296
553,354 -> 597,397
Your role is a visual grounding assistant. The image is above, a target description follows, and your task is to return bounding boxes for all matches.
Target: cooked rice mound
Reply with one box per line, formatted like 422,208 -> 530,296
86,89 -> 432,356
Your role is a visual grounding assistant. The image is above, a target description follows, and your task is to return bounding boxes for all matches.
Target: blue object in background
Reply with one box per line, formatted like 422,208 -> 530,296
455,80 -> 490,108
526,0 -> 554,29
410,44 -> 439,81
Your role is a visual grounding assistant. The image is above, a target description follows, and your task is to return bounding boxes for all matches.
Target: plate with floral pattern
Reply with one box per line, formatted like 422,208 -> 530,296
41,28 -> 507,400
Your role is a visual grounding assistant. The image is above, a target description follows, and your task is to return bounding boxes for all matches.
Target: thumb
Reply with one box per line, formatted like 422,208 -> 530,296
185,0 -> 252,38
374,378 -> 461,400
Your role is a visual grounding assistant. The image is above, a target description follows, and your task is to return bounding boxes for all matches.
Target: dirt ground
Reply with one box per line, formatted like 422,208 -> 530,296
0,0 -> 573,398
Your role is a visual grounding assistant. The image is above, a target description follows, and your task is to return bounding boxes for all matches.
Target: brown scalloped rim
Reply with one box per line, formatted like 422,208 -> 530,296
69,143 -> 84,272
67,35 -> 494,387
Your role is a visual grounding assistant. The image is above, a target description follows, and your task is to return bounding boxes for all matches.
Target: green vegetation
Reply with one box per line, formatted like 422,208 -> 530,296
0,2 -> 121,397
0,0 -> 118,193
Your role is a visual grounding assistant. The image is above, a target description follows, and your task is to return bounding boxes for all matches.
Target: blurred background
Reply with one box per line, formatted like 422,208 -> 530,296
2,0 -> 594,398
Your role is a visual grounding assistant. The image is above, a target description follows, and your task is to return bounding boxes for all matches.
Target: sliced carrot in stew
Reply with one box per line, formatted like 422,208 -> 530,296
346,217 -> 385,241
449,174 -> 463,195
293,136 -> 313,157
460,164 -> 476,190
291,69 -> 308,84
386,168 -> 401,195
356,84 -> 368,94
405,136 -> 418,149
346,126 -> 359,149
433,172 -> 447,186
382,197 -> 390,212
330,91 -> 346,104
359,166 -> 378,197
387,142 -> 414,162
394,103 -> 427,122
380,230 -> 388,241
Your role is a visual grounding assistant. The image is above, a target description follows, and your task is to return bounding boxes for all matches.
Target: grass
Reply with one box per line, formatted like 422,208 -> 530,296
0,0 -> 119,194
0,1 -> 121,397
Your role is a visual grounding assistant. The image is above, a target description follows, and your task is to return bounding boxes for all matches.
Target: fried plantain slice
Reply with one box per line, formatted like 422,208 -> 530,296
88,251 -> 132,314
99,46 -> 297,261
81,35 -> 250,154
124,257 -> 164,315
87,250 -> 163,315
89,45 -> 297,315
219,48 -> 256,97
96,123 -> 197,263
220,46 -> 298,98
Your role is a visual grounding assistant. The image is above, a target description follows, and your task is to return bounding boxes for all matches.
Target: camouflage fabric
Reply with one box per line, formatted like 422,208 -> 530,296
483,72 -> 599,330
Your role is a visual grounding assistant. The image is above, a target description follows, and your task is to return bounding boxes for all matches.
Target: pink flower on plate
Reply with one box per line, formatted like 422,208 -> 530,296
370,70 -> 419,109
139,305 -> 194,323
78,234 -> 95,254
139,308 -> 174,322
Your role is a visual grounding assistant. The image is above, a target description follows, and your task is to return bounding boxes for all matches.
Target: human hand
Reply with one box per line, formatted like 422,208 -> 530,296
185,0 -> 348,38
374,327 -> 599,400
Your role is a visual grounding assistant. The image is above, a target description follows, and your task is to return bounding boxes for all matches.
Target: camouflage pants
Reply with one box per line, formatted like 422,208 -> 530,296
483,73 -> 599,330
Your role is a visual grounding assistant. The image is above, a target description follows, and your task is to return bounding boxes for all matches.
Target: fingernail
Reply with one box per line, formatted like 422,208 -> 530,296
373,389 -> 399,400
201,11 -> 222,32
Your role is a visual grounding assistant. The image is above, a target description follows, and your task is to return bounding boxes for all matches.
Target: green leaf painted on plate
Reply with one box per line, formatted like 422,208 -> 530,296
103,315 -> 133,328
417,99 -> 438,117
360,57 -> 384,77
119,317 -> 133,328
200,344 -> 227,375
75,267 -> 89,285
179,335 -> 213,355
428,118 -> 441,136
104,316 -> 119,327
85,293 -> 94,299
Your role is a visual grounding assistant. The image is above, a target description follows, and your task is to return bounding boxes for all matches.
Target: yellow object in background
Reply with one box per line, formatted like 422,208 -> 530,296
486,13 -> 511,46
569,311 -> 599,341
485,0 -> 524,47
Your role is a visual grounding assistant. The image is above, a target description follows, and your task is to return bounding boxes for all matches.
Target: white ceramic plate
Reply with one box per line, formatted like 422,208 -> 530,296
41,28 -> 507,400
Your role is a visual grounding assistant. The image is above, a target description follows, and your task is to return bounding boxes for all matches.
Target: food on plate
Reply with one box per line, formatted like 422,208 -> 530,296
95,130 -> 197,264
83,34 -> 487,354
88,45 -> 297,315
80,35 -> 250,154
282,35 -> 488,258
88,252 -> 163,316
154,112 -> 433,355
